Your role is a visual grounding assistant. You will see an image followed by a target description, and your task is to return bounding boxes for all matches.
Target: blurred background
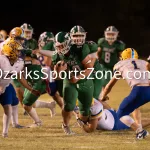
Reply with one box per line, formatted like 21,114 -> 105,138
0,0 -> 150,57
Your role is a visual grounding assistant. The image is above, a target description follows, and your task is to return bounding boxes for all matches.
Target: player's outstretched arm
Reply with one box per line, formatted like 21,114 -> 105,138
32,49 -> 54,57
77,118 -> 98,133
17,74 -> 41,96
100,76 -> 118,101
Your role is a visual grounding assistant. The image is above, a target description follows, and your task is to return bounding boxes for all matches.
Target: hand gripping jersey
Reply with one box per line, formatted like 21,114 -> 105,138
0,55 -> 24,94
114,59 -> 149,88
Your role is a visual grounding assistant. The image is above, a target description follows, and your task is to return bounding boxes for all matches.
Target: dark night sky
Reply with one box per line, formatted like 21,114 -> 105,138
0,0 -> 150,56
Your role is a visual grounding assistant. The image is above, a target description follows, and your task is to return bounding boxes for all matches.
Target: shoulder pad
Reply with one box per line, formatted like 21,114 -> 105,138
117,40 -> 125,44
97,38 -> 105,45
87,41 -> 96,45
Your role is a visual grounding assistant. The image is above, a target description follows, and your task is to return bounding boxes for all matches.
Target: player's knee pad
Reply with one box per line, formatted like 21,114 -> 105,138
120,115 -> 135,127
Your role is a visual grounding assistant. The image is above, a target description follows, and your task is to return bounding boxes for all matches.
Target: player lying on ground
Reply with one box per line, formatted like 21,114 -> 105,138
99,48 -> 150,139
77,99 -> 150,132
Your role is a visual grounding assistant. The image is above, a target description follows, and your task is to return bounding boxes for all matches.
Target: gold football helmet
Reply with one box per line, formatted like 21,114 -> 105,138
1,38 -> 22,63
121,48 -> 138,60
9,27 -> 24,38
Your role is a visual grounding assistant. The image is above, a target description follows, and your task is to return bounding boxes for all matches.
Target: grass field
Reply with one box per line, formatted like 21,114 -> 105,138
0,79 -> 150,150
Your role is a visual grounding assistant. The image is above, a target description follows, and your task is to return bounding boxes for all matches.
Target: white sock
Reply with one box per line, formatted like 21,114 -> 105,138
35,100 -> 53,108
28,108 -> 41,123
136,124 -> 143,133
120,115 -> 135,127
11,105 -> 18,126
3,106 -> 12,134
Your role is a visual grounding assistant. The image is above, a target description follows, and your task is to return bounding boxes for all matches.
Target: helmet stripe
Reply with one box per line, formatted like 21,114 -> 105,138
131,48 -> 134,58
77,25 -> 79,32
55,32 -> 60,42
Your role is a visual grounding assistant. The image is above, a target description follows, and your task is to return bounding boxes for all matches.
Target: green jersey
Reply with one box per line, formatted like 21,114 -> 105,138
13,38 -> 38,87
86,41 -> 98,53
23,39 -> 43,83
24,38 -> 38,50
86,41 -> 102,72
22,38 -> 38,58
97,38 -> 125,69
52,43 -> 90,83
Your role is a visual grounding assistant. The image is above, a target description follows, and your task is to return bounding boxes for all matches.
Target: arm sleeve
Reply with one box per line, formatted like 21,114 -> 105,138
97,38 -> 104,48
52,53 -> 58,65
90,43 -> 98,53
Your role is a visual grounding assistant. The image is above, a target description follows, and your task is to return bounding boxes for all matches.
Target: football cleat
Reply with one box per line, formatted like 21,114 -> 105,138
2,133 -> 8,138
136,130 -> 149,139
12,124 -> 26,129
27,121 -> 42,128
62,124 -> 75,135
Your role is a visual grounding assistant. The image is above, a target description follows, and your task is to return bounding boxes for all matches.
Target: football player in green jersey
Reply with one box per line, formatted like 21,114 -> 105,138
36,32 -> 63,109
70,26 -> 110,110
18,51 -> 56,127
42,31 -> 94,134
38,31 -> 55,67
13,23 -> 38,115
97,26 -> 125,96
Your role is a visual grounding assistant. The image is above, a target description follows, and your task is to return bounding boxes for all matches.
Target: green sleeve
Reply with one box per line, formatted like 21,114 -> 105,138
81,44 -> 90,61
42,41 -> 55,51
90,43 -> 98,53
97,38 -> 105,48
117,41 -> 126,52
22,49 -> 38,59
34,40 -> 38,49
31,39 -> 38,49
52,52 -> 59,65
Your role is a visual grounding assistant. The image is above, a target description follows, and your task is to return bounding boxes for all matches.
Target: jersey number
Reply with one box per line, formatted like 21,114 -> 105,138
131,60 -> 139,69
38,55 -> 45,66
105,52 -> 111,63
